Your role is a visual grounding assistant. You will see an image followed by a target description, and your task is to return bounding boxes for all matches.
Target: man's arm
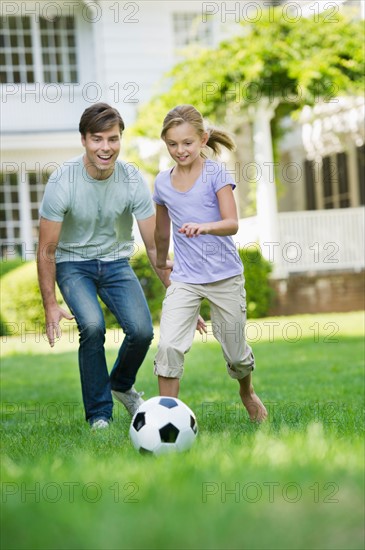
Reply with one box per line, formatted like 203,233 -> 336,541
37,217 -> 74,347
137,214 -> 172,288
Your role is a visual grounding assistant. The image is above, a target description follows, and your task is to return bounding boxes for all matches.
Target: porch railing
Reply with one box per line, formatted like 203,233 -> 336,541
236,207 -> 365,276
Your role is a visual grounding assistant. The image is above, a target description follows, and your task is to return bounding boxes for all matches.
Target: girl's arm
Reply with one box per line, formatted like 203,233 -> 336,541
179,185 -> 239,238
155,204 -> 206,334
154,204 -> 173,269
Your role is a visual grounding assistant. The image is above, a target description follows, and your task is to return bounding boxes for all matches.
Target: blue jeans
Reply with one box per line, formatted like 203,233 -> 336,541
56,259 -> 153,424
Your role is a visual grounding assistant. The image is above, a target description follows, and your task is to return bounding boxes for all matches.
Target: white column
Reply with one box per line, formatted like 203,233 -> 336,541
251,100 -> 283,275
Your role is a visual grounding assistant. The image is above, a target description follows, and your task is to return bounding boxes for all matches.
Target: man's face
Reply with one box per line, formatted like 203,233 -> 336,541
81,124 -> 121,180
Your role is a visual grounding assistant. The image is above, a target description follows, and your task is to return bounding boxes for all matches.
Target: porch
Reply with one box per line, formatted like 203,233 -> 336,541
236,206 -> 365,278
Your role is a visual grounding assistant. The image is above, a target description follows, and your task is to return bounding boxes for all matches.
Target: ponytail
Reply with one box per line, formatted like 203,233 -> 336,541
205,127 -> 236,156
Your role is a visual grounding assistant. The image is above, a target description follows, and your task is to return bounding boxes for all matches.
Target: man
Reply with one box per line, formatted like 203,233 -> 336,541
37,102 -> 170,429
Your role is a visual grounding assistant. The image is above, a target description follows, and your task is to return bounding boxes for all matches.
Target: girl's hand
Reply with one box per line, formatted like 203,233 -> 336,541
156,259 -> 174,270
179,222 -> 209,238
196,315 -> 207,334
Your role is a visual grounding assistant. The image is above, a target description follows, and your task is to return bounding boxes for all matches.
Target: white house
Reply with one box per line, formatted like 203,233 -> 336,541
1,0 -> 364,301
0,0 -> 255,257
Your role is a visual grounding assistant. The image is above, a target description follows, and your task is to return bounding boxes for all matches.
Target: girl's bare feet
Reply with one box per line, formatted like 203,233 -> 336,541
238,374 -> 268,422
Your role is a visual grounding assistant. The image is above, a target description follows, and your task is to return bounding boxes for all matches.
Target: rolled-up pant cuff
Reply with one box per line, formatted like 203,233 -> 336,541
154,361 -> 184,379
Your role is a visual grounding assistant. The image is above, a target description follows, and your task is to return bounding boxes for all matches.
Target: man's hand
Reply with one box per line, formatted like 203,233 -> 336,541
45,305 -> 74,347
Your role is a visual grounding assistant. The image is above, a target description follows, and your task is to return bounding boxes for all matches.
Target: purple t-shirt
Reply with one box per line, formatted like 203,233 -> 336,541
153,159 -> 243,284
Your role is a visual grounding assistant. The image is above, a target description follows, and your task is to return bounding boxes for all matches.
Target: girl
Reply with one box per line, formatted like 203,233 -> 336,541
153,105 -> 267,422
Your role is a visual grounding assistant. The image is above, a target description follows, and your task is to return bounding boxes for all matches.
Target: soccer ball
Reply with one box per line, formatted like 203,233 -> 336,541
129,396 -> 198,455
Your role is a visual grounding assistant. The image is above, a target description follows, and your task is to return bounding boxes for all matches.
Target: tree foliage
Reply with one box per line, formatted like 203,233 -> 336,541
132,8 -> 364,138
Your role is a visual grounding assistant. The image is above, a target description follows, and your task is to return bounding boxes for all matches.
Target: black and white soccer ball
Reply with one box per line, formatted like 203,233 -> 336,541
129,396 -> 198,455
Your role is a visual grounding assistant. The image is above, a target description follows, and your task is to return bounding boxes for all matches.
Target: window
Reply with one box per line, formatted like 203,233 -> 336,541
28,171 -> 48,239
304,159 -> 316,210
40,17 -> 78,83
0,171 -> 48,257
0,17 -> 34,83
304,152 -> 356,210
322,156 -> 334,209
357,145 -> 365,206
322,154 -> 351,209
336,152 -> 350,208
0,16 -> 78,84
0,172 -> 21,250
173,13 -> 213,49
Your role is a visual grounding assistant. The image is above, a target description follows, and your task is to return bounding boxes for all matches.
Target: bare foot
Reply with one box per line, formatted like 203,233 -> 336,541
239,389 -> 268,422
238,374 -> 267,422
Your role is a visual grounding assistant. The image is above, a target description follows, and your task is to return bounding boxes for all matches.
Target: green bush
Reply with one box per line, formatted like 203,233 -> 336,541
199,245 -> 273,320
1,259 -> 31,336
0,248 -> 273,336
0,258 -> 24,278
101,252 -> 166,327
239,246 -> 273,318
0,255 -> 166,337
0,261 -> 67,337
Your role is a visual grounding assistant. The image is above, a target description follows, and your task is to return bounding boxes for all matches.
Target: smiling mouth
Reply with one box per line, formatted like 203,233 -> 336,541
97,154 -> 113,161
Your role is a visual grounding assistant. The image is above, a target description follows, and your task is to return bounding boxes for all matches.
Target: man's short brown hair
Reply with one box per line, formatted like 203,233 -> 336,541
79,103 -> 125,136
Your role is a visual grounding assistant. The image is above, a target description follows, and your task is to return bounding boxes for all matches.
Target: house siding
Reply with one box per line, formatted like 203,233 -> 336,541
1,0 -> 364,276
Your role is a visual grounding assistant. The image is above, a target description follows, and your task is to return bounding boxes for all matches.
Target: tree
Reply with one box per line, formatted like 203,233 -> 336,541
133,7 -> 364,139
132,5 -> 364,268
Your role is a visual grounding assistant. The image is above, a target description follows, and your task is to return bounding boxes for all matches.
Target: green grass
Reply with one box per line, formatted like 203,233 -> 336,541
1,312 -> 364,550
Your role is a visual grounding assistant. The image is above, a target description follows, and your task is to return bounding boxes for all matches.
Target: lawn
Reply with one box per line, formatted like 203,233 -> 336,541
1,312 -> 364,550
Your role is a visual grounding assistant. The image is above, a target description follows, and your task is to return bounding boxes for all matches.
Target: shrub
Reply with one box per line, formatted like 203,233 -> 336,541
0,261 -> 68,337
130,252 -> 166,323
102,247 -> 274,323
0,259 -> 29,336
0,254 -> 166,337
0,258 -> 24,278
0,248 -> 273,337
239,246 -> 273,319
199,246 -> 273,320
101,252 -> 166,327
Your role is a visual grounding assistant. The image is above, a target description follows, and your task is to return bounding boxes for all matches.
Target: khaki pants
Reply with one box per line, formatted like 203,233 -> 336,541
154,275 -> 255,380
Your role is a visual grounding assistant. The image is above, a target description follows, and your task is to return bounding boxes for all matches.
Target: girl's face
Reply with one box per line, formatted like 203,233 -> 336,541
164,122 -> 208,168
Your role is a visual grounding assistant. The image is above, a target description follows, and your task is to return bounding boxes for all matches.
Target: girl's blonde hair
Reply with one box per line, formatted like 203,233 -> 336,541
161,105 -> 236,157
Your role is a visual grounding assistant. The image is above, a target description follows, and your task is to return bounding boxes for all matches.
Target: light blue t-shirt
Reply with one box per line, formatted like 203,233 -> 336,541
40,155 -> 154,262
153,159 -> 243,284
